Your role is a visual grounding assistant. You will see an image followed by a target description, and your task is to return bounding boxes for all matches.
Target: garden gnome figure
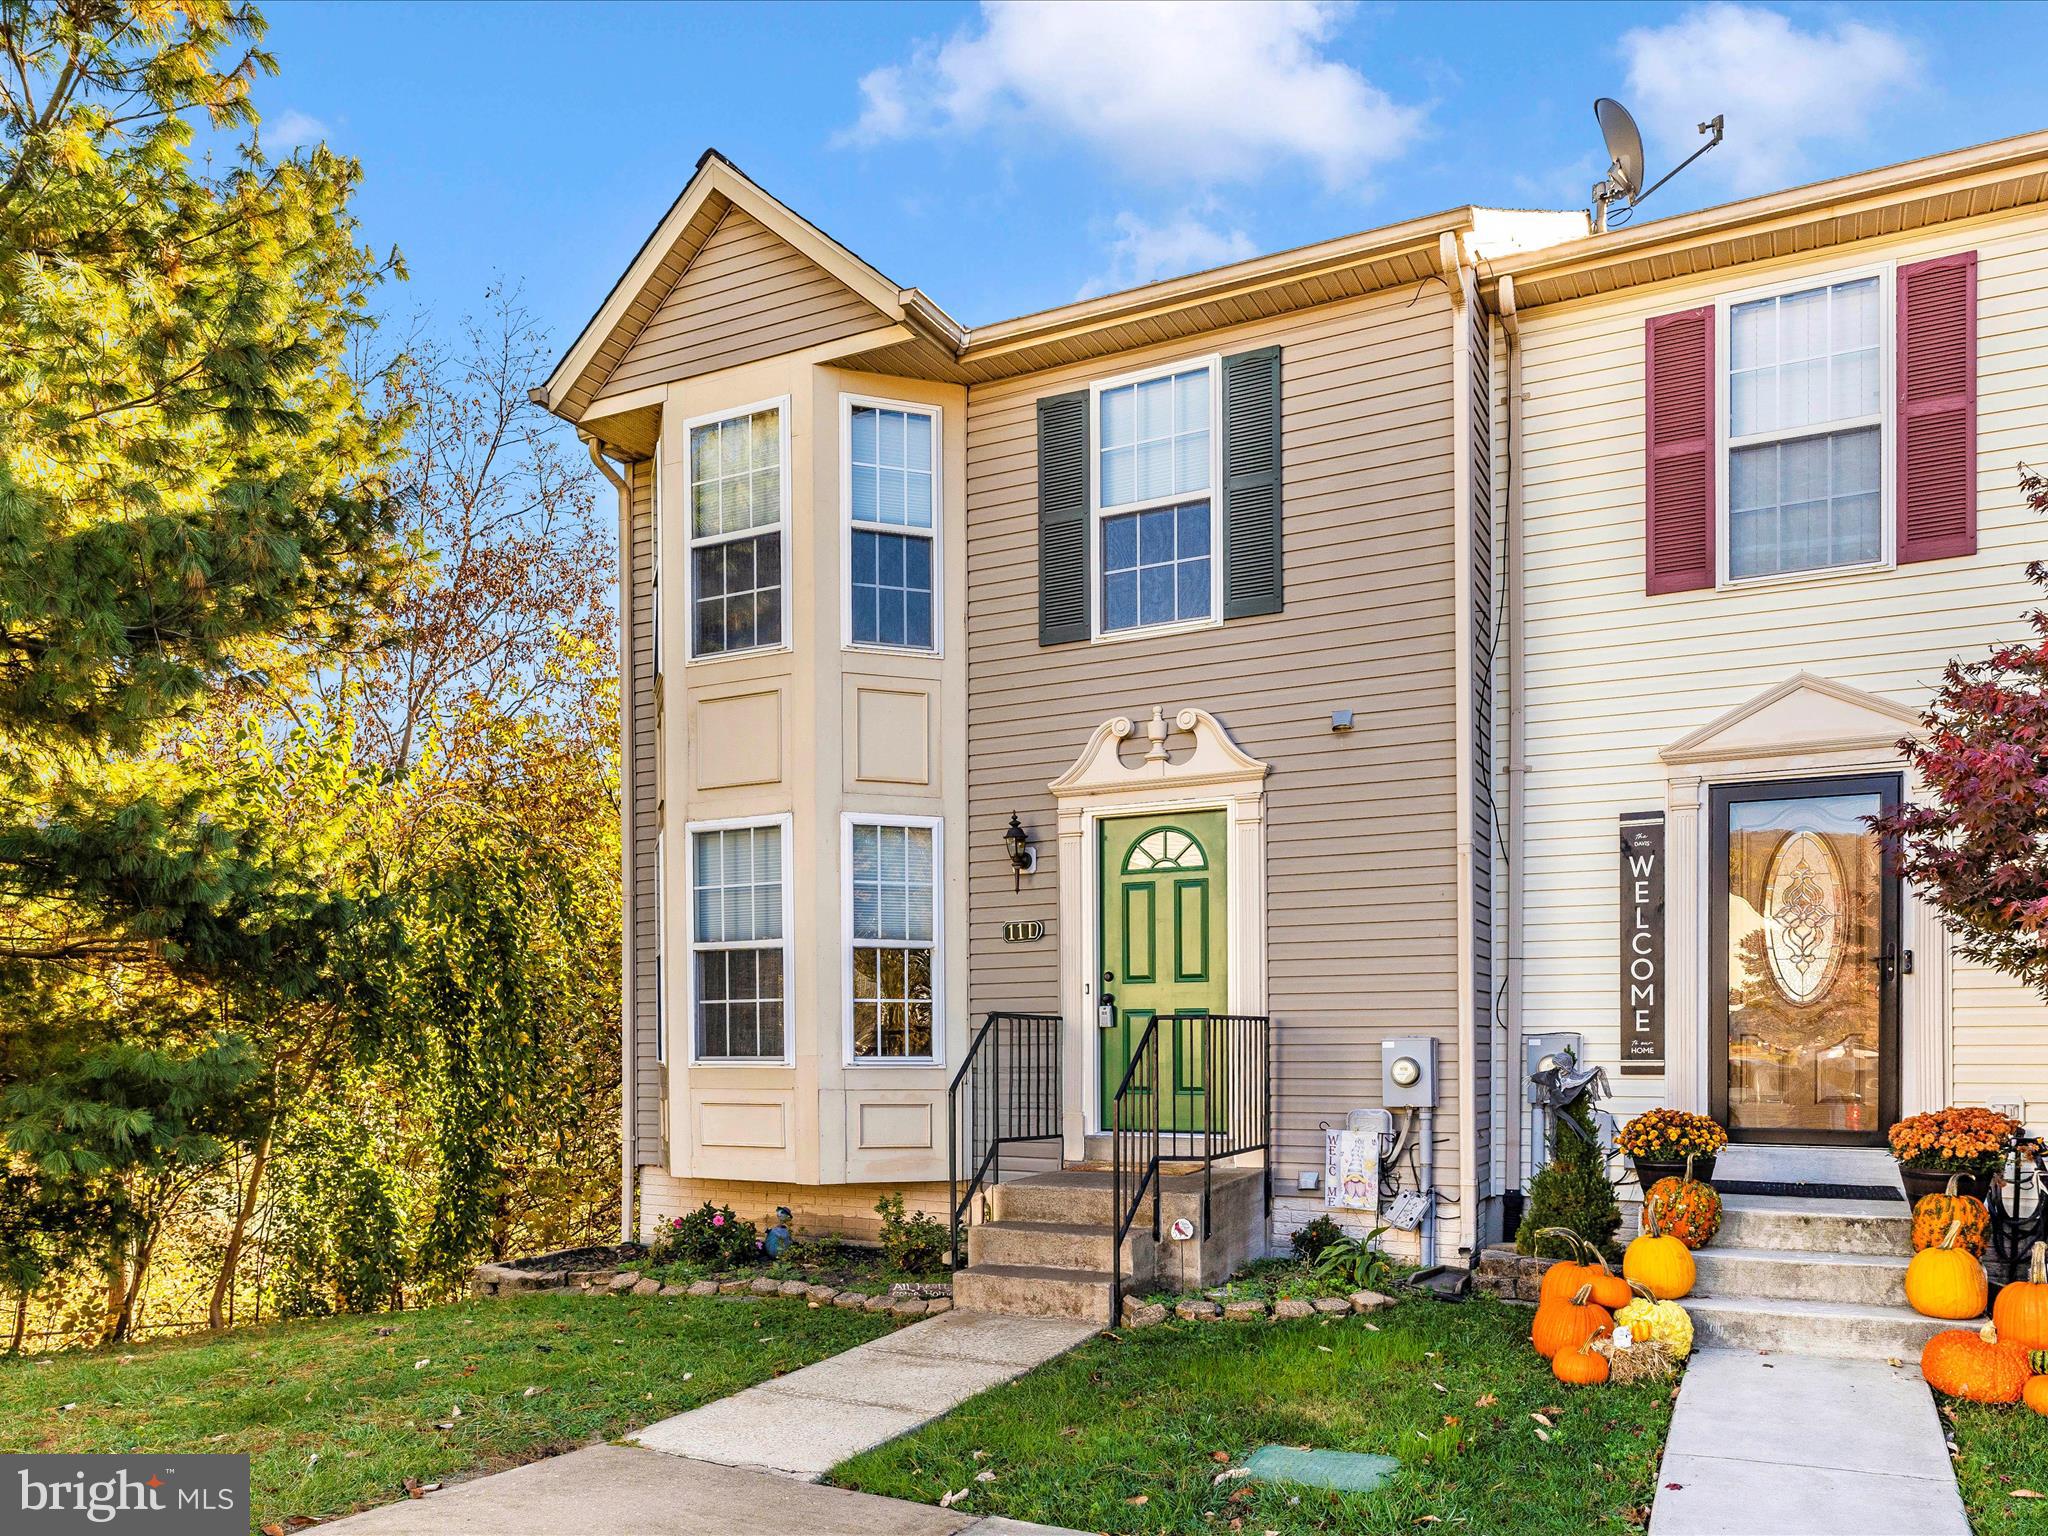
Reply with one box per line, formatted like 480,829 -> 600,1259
764,1206 -> 793,1259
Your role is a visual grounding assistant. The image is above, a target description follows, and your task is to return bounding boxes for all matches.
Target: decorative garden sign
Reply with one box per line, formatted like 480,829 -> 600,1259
1620,813 -> 1666,1076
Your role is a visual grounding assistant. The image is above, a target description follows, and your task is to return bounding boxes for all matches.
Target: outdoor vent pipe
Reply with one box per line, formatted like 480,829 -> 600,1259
1419,1105 -> 1438,1269
583,433 -> 636,1248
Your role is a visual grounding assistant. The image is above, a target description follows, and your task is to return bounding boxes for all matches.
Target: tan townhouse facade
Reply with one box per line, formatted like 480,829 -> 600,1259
536,148 -> 1584,1303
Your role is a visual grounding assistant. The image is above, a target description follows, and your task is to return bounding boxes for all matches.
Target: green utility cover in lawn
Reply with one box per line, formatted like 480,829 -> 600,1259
1243,1445 -> 1399,1493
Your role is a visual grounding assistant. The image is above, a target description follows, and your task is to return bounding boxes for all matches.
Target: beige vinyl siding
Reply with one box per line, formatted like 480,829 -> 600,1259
965,283 -> 1466,1243
1466,294 -> 1496,1205
629,458 -> 662,1160
598,207 -> 887,403
1514,203 -> 2048,1135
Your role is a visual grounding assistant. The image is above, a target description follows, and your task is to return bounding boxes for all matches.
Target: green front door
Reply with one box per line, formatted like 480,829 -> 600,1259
1098,811 -> 1228,1130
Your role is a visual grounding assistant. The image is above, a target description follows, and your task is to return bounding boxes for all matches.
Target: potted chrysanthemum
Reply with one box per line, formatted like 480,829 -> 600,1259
1617,1109 -> 1727,1189
1888,1107 -> 2022,1204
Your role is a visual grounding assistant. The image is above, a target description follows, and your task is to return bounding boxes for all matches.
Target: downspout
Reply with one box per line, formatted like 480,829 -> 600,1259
1497,276 -> 1528,1197
1442,231 -> 1477,1268
584,433 -> 637,1247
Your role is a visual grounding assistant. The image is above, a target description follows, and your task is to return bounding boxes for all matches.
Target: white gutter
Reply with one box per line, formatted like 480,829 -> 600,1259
1443,232 -> 1478,1265
1497,276 -> 1528,1196
583,433 -> 637,1247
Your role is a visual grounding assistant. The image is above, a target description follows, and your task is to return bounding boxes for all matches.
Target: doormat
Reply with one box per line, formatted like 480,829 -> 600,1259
1242,1445 -> 1399,1494
1713,1179 -> 1904,1202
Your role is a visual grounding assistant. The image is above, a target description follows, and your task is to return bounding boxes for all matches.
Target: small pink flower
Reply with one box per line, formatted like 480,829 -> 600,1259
712,1213 -> 725,1227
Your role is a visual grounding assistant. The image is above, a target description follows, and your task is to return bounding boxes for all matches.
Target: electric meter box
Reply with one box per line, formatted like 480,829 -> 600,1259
1379,1036 -> 1438,1108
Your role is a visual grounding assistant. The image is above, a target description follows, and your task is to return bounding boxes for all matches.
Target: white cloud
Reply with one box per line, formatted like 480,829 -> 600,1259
265,108 -> 330,153
840,1 -> 1424,191
1620,4 -> 1916,194
1077,208 -> 1258,299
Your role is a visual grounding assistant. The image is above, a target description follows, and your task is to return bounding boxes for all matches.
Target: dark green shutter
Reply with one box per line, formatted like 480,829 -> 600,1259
1037,389 -> 1089,645
1221,346 -> 1283,618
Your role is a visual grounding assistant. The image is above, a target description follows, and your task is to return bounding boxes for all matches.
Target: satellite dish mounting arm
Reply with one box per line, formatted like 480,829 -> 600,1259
1595,114 -> 1724,233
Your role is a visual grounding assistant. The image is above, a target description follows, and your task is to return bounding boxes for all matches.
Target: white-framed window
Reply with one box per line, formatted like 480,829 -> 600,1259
686,815 -> 792,1065
841,396 -> 940,653
686,398 -> 789,659
841,813 -> 941,1065
1089,356 -> 1221,640
653,825 -> 666,1064
1718,267 -> 1892,584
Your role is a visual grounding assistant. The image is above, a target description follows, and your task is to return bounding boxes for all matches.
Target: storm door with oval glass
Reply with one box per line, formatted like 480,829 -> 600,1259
1709,776 -> 1902,1145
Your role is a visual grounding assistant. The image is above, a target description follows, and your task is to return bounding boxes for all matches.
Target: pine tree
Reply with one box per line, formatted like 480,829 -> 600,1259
0,2 -> 403,1341
1515,1089 -> 1622,1261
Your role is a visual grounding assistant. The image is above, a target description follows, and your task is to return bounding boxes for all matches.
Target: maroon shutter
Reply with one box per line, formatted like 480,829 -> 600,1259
1645,306 -> 1715,594
1897,251 -> 1977,564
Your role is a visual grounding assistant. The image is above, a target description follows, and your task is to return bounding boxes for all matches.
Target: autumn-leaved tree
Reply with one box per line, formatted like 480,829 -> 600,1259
1876,471 -> 2048,1004
0,0 -> 404,1342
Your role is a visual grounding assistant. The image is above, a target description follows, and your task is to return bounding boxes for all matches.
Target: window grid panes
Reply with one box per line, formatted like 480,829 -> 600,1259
1094,363 -> 1217,637
1102,503 -> 1211,632
692,825 -> 785,1060
850,822 -> 935,1060
688,407 -> 783,656
849,404 -> 937,650
1727,278 -> 1883,580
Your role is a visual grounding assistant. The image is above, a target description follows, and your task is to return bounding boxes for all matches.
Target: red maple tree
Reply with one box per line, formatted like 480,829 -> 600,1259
1875,470 -> 2048,1001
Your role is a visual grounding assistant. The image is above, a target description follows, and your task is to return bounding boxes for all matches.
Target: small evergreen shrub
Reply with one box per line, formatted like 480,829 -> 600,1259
1290,1214 -> 1346,1262
651,1201 -> 761,1268
1515,1090 -> 1621,1260
875,1192 -> 950,1274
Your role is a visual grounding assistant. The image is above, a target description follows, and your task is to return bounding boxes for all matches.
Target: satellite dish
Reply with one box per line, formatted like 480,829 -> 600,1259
1590,96 -> 1724,234
1594,98 -> 1644,202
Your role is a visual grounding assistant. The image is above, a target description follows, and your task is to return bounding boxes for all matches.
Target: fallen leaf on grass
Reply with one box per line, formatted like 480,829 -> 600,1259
1530,1412 -> 1554,1428
972,1449 -> 990,1461
262,1524 -> 287,1535
1125,1494 -> 1149,1506
522,1387 -> 546,1398
1474,1393 -> 1498,1408
974,1470 -> 997,1484
938,1488 -> 969,1509
413,1359 -> 430,1370
1534,1428 -> 1551,1444
1211,1450 -> 1231,1463
2013,1490 -> 2044,1500
1215,1467 -> 1252,1486
1317,1345 -> 1333,1354
1431,1381 -> 1447,1393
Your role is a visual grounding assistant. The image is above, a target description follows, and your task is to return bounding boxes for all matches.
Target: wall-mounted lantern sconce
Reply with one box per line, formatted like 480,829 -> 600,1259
1003,812 -> 1037,891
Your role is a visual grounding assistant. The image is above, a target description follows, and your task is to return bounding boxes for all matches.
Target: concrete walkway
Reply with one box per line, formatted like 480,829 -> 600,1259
1649,1349 -> 1970,1535
631,1307 -> 1097,1479
321,1444 -> 1079,1534
325,1309 -> 1099,1534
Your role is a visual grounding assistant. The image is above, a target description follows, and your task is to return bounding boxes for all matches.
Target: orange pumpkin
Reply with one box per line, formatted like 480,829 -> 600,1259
1921,1321 -> 2033,1404
1992,1241 -> 2048,1352
1577,1248 -> 1634,1310
2024,1375 -> 2048,1418
1905,1218 -> 1988,1321
1533,1283 -> 1613,1360
1552,1327 -> 1611,1386
1534,1229 -> 1603,1308
1911,1176 -> 1991,1256
1643,1157 -> 1722,1250
1623,1203 -> 1695,1300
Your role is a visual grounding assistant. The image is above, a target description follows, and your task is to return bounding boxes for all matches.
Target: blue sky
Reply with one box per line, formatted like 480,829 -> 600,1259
254,1 -> 2048,354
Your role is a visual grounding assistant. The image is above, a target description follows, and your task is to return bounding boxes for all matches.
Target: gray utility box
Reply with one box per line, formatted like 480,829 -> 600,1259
1379,1036 -> 1438,1108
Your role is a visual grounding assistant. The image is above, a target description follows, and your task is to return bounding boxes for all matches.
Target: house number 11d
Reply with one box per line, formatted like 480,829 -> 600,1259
1002,920 -> 1045,943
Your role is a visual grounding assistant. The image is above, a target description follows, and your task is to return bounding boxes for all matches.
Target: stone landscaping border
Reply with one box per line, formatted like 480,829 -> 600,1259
1120,1288 -> 1395,1328
1471,1244 -> 1552,1302
468,1250 -> 951,1317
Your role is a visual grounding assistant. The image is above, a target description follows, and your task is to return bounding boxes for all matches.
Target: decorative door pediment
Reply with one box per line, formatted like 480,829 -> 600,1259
1049,706 -> 1268,798
1660,672 -> 1923,767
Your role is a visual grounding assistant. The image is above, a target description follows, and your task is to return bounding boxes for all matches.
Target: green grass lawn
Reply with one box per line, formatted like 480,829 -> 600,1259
1943,1398 -> 2048,1535
831,1294 -> 1674,1535
0,1290 -> 898,1533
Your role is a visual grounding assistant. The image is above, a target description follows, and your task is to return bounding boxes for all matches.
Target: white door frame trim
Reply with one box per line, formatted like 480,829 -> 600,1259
1048,707 -> 1269,1159
1657,674 -> 1945,1129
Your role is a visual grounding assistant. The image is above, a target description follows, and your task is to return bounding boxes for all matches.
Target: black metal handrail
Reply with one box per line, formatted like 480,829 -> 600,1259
1109,1013 -> 1164,1316
947,1011 -> 1063,1268
1109,1012 -> 1273,1319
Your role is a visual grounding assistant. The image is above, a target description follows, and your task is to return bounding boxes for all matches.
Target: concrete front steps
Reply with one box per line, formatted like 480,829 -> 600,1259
1685,1193 -> 1950,1360
952,1165 -> 1268,1325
